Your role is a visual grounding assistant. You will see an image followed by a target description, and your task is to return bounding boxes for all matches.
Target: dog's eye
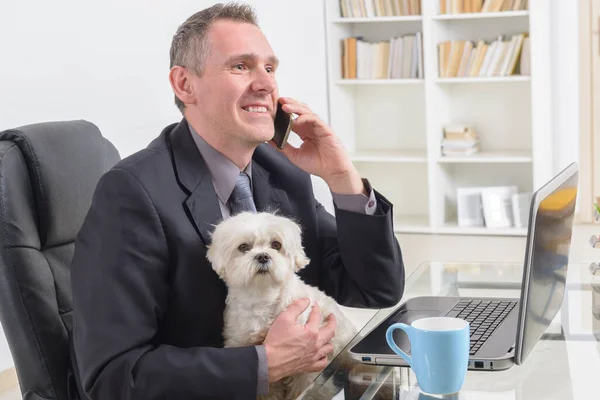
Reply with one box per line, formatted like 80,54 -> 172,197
271,241 -> 282,251
238,243 -> 250,252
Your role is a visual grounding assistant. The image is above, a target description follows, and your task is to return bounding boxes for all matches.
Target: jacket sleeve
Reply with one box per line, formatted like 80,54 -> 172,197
71,168 -> 258,400
315,189 -> 405,308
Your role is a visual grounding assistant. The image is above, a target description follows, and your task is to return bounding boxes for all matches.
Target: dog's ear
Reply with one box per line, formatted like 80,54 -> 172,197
294,251 -> 310,272
282,218 -> 311,272
206,244 -> 226,279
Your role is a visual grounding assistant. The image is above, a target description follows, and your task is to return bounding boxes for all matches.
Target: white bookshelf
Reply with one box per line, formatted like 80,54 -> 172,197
431,10 -> 529,21
324,0 -> 552,236
435,76 -> 531,84
334,78 -> 424,85
351,149 -> 428,163
332,16 -> 423,23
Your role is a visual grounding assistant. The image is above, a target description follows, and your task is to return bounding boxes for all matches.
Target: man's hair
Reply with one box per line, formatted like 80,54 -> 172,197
169,2 -> 259,114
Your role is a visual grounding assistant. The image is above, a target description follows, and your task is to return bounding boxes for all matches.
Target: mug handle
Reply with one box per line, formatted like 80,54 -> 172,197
386,323 -> 412,365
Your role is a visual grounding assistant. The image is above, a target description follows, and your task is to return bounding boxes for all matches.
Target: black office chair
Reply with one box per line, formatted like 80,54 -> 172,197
0,121 -> 120,399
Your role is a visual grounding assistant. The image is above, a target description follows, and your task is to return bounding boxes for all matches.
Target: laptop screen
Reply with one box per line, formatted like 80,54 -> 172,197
517,166 -> 578,364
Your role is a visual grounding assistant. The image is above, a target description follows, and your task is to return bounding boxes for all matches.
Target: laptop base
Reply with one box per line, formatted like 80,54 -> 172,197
349,296 -> 518,371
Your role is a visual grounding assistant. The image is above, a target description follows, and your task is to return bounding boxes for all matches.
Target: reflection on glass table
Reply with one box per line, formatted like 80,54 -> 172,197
300,262 -> 600,400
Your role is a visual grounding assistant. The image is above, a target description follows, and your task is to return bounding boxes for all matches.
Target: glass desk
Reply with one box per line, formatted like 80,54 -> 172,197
301,262 -> 600,399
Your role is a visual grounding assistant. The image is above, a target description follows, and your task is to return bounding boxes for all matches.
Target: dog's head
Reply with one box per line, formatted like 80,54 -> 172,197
206,212 -> 310,289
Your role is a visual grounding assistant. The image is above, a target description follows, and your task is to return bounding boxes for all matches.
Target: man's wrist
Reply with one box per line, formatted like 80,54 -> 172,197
324,168 -> 366,195
264,343 -> 281,383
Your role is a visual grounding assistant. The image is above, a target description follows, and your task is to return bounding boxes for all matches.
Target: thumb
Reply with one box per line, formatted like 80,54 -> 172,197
285,297 -> 311,319
269,139 -> 300,163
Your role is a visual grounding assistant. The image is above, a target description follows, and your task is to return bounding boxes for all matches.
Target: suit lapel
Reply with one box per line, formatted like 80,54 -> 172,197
184,177 -> 222,246
168,119 -> 222,245
252,150 -> 293,218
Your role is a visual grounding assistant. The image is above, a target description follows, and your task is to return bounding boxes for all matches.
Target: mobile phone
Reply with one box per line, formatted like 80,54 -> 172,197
272,101 -> 293,149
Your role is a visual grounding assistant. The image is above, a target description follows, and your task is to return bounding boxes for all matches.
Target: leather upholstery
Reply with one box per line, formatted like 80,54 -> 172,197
0,121 -> 120,399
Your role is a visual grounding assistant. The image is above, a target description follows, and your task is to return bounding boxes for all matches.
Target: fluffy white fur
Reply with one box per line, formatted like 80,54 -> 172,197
207,212 -> 357,400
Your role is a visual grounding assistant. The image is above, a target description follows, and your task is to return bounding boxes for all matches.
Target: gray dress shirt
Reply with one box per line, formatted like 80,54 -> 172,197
189,126 -> 377,394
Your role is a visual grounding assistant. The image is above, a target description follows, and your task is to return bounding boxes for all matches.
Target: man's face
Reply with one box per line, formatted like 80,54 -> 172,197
187,20 -> 279,146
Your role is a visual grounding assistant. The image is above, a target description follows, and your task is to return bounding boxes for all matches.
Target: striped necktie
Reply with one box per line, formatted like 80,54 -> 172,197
228,172 -> 257,215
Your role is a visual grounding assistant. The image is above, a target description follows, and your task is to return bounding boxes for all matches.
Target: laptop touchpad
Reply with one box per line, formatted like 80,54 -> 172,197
352,309 -> 442,356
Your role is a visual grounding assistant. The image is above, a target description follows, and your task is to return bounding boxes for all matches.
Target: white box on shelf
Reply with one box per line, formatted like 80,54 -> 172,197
481,186 -> 518,228
456,187 -> 485,227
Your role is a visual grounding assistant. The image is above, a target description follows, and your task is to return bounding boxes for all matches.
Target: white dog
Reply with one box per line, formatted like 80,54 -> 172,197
207,211 -> 357,400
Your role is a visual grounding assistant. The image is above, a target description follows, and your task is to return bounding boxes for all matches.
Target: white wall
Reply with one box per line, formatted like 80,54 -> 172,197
550,0 -> 580,175
0,0 -> 331,371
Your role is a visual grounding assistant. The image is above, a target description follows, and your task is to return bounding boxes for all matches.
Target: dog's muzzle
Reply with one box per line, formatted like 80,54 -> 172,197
255,253 -> 271,274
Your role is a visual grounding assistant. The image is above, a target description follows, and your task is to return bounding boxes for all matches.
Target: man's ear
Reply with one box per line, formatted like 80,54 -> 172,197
169,66 -> 196,106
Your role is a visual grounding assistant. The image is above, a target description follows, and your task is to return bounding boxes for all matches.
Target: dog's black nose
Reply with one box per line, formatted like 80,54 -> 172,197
255,253 -> 270,264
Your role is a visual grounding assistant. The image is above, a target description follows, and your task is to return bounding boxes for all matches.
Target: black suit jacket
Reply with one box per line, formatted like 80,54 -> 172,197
71,119 -> 405,399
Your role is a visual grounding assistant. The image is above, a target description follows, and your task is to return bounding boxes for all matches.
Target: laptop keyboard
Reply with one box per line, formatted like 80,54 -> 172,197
446,299 -> 519,355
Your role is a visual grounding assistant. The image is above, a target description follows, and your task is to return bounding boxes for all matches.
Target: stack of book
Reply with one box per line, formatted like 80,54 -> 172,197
441,125 -> 479,156
341,34 -> 424,79
440,0 -> 528,14
438,33 -> 529,78
340,0 -> 421,18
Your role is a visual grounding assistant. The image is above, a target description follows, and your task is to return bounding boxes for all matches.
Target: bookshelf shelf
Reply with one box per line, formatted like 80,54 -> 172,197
431,11 -> 529,21
435,76 -> 530,84
335,79 -> 424,85
437,150 -> 533,164
325,0 -> 551,237
438,223 -> 528,236
393,215 -> 433,234
351,150 -> 427,163
332,16 -> 423,23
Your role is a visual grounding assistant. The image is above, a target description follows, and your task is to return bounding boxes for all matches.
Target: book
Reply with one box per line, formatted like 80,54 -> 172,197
439,0 -> 526,14
342,34 -> 423,80
438,34 -> 527,78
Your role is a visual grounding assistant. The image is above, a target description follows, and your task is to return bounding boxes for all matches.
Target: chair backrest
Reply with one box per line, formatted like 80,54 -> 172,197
0,121 -> 120,400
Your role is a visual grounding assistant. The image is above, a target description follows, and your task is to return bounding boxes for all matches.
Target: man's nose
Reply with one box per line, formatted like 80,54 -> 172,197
250,69 -> 276,94
255,253 -> 270,264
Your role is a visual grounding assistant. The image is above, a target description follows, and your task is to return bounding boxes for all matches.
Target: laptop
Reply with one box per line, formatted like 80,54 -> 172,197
350,162 -> 579,371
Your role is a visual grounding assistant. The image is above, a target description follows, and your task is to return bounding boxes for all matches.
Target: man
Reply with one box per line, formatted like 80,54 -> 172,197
71,3 -> 405,399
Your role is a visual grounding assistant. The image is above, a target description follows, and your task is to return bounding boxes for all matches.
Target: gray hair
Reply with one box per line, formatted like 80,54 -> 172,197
169,2 -> 259,113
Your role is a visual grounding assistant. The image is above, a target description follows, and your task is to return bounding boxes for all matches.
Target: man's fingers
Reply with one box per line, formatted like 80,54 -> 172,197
269,139 -> 300,162
283,102 -> 312,116
279,96 -> 308,107
285,297 -> 311,320
279,97 -> 313,116
291,115 -> 326,139
308,356 -> 330,372
316,343 -> 334,360
318,314 -> 337,346
306,302 -> 321,329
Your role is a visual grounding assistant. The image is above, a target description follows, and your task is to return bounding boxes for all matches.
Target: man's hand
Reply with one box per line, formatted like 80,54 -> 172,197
269,97 -> 366,195
263,298 -> 337,383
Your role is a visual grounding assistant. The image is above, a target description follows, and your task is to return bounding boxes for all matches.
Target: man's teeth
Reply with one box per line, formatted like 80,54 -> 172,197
243,106 -> 267,113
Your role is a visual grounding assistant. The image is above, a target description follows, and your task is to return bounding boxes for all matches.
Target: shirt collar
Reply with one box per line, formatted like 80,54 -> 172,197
188,122 -> 252,205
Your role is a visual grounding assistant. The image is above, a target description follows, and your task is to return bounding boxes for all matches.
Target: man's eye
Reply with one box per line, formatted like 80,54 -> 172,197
266,66 -> 274,73
271,241 -> 281,251
234,64 -> 247,71
238,243 -> 250,252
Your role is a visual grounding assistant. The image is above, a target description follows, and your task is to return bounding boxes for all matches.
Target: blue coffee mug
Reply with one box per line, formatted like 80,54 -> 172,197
386,317 -> 470,395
